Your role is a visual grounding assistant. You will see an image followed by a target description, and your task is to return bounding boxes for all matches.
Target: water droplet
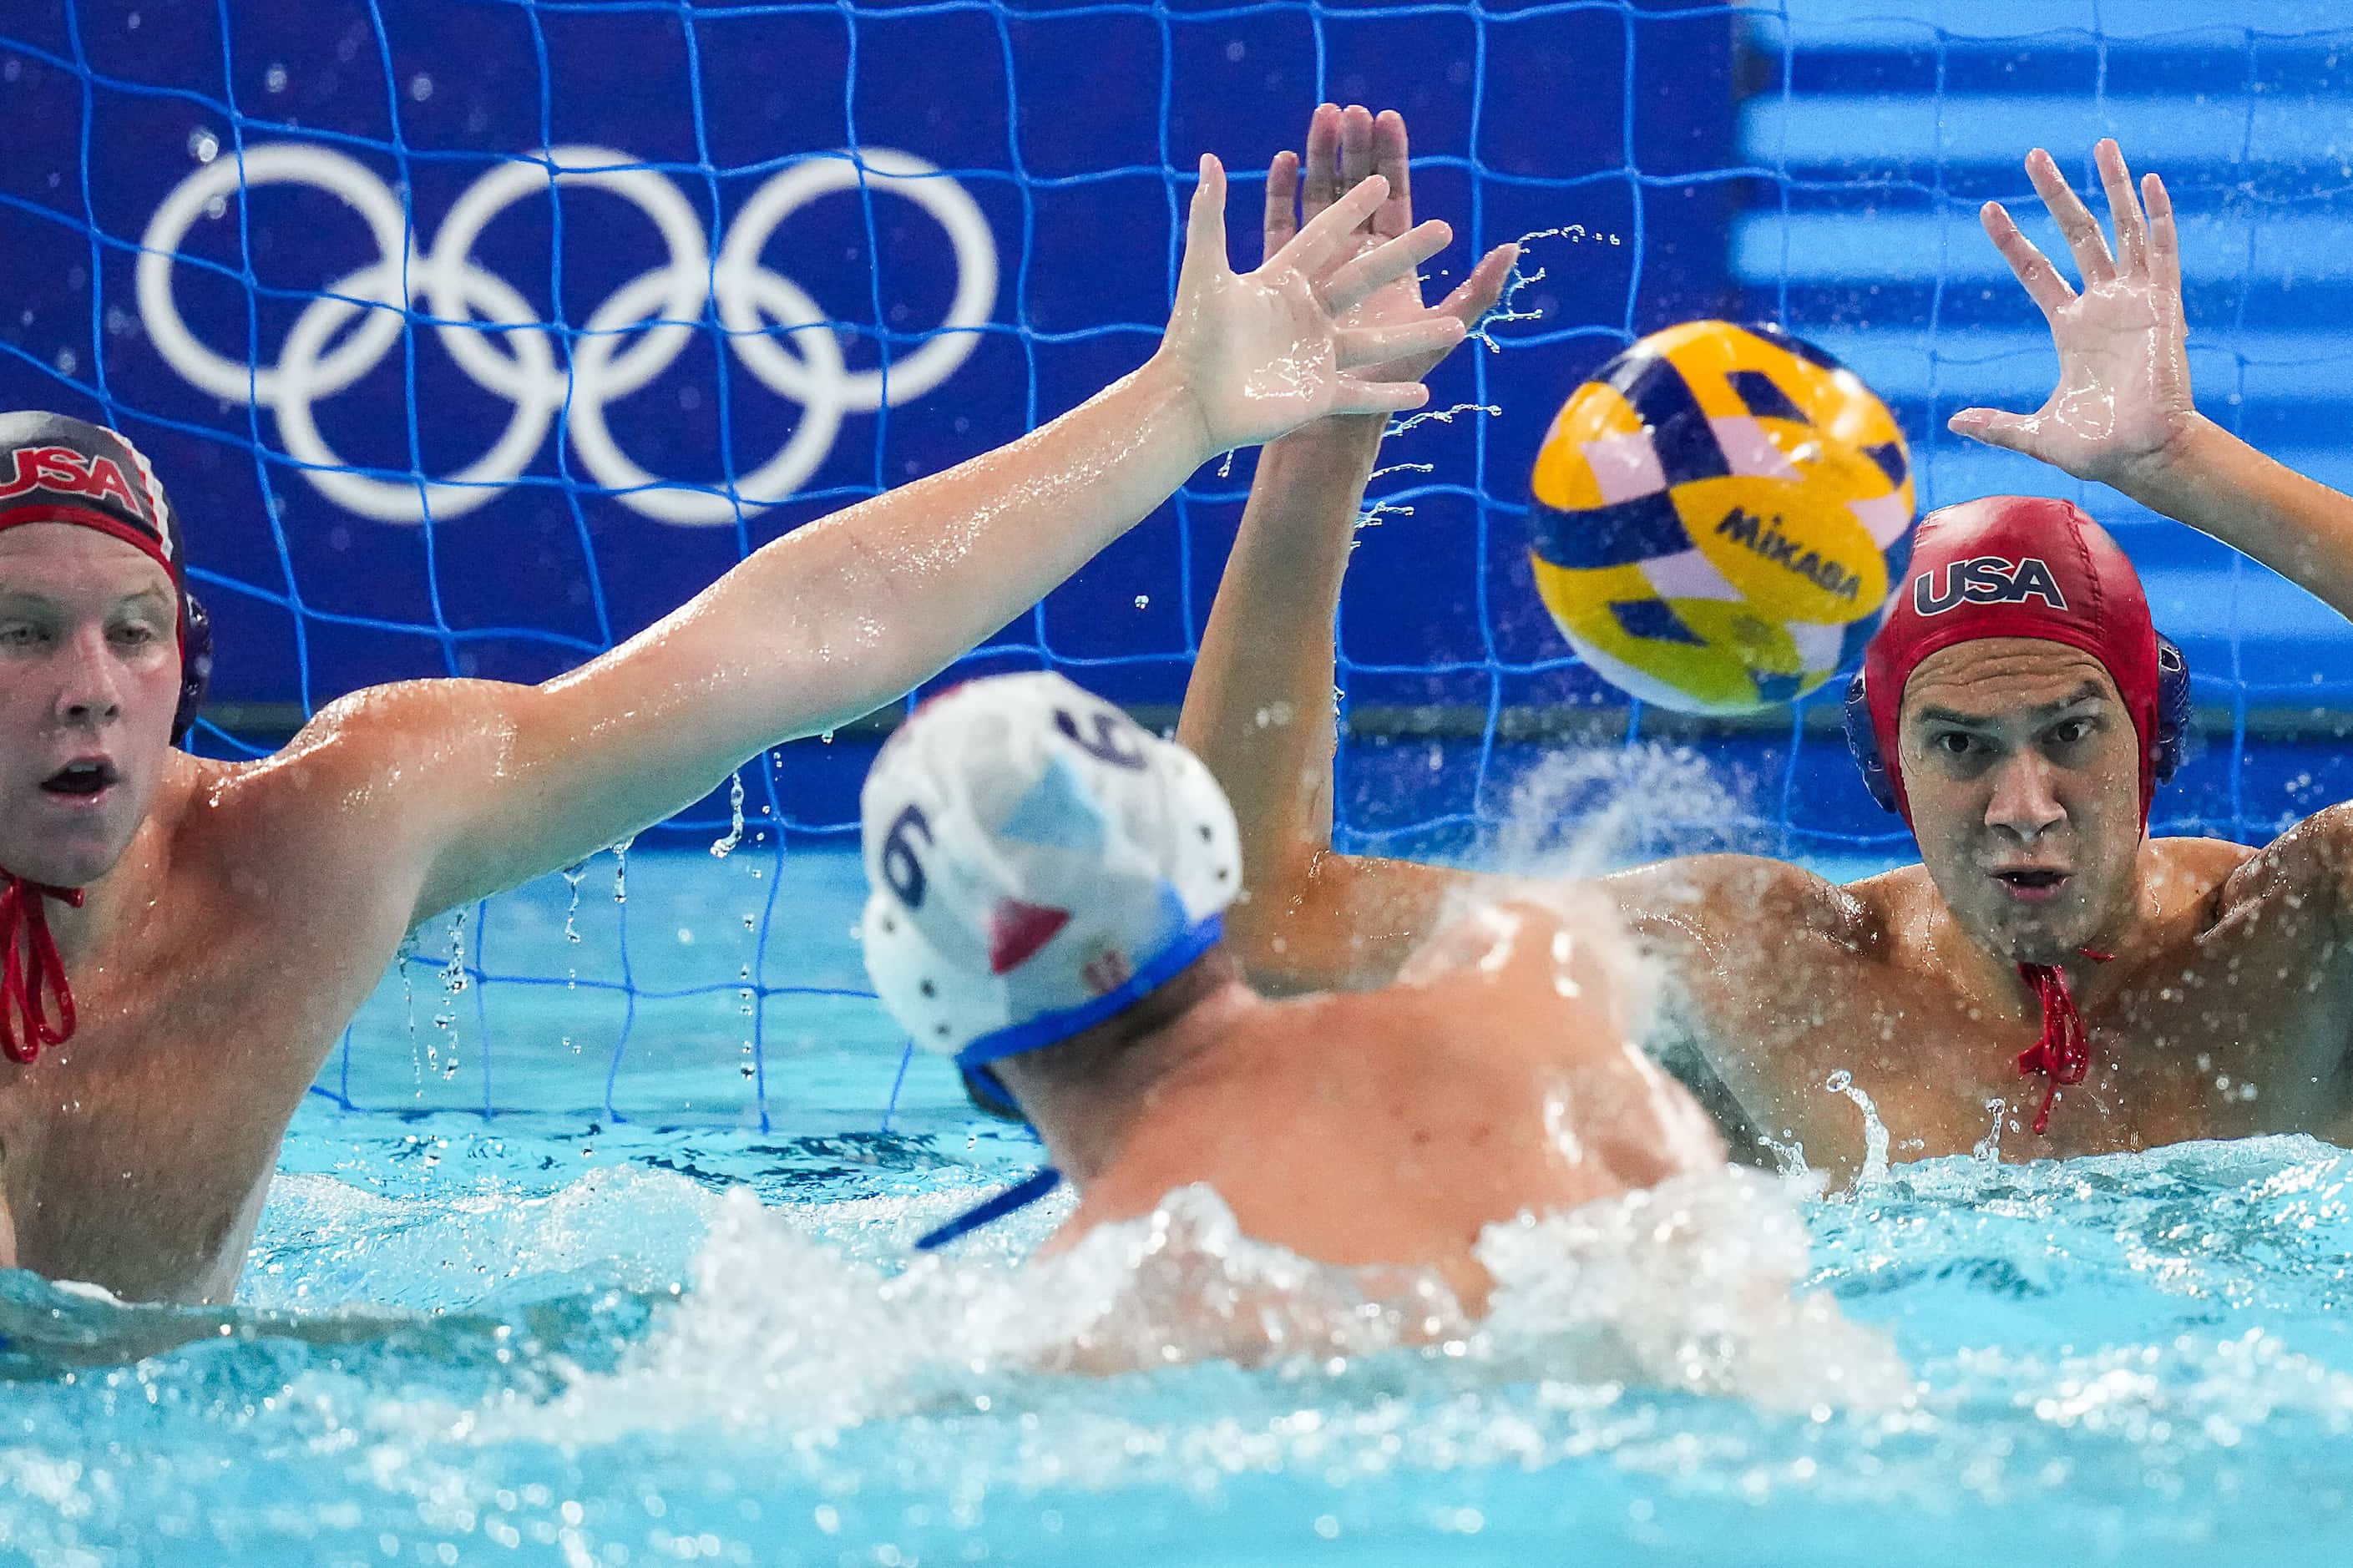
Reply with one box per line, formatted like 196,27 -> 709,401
709,771 -> 746,858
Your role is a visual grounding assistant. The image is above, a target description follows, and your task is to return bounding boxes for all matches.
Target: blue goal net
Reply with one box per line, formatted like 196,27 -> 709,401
6,0 -> 2352,1122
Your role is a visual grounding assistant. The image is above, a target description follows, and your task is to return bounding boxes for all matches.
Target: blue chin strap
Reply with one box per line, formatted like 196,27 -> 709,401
913,1167 -> 1065,1252
913,915 -> 1225,1252
1842,632 -> 2191,814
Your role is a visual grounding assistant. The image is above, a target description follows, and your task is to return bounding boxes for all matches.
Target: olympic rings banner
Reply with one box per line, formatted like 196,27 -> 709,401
137,142 -> 998,527
2,2 -> 1734,716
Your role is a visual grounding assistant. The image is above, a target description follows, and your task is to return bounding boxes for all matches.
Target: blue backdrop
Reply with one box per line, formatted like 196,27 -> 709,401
0,0 -> 1737,722
10,0 -> 2353,854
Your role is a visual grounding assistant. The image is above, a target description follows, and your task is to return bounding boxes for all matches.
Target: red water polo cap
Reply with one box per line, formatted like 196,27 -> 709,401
0,413 -> 182,593
1863,495 -> 2163,825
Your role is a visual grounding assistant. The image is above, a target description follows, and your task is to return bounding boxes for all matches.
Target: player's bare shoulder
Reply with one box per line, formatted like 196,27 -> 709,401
168,683 -> 475,915
2196,806 -> 2350,928
2157,832 -> 2260,898
1606,852 -> 1885,974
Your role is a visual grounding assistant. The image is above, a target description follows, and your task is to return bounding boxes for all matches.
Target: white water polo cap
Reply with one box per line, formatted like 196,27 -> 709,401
859,672 -> 1242,1083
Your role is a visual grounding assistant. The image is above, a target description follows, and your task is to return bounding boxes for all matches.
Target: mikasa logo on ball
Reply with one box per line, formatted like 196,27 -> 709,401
1713,506 -> 1864,601
1912,556 -> 2069,616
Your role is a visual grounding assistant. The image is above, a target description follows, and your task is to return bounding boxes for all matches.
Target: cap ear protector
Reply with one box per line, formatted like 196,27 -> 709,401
960,1065 -> 1026,1124
2152,631 -> 2190,779
1842,670 -> 1900,816
1843,630 -> 2191,815
171,592 -> 213,746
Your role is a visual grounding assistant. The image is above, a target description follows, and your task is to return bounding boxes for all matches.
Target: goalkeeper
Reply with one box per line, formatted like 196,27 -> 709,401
0,149 -> 1474,1303
1183,111 -> 2353,1178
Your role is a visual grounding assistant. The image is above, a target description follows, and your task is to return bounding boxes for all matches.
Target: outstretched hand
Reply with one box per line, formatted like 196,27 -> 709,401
1948,139 -> 2198,492
1264,104 -> 1520,403
1157,149 -> 1467,454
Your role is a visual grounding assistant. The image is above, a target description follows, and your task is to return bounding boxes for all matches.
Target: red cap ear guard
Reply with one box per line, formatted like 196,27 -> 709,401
174,592 -> 213,745
1848,496 -> 2177,827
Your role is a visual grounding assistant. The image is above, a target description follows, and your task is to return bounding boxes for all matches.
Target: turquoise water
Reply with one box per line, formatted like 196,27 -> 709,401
5,847 -> 2353,1566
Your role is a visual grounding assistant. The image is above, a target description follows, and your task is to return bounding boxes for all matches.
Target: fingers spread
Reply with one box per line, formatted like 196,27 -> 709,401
1339,104 -> 1375,188
2026,145 -> 2117,286
1263,149 -> 1300,263
1331,376 -> 1433,417
1318,215 -> 1448,315
1372,109 -> 1413,239
1178,154 -> 1231,295
1302,102 -> 1342,220
1981,200 -> 2076,318
2143,170 -> 2182,298
2095,138 -> 2148,276
1334,315 -> 1465,372
1947,407 -> 2035,453
1440,242 -> 1520,325
1279,171 -> 1389,275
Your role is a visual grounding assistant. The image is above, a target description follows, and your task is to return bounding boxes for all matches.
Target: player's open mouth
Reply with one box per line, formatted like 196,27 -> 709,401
39,759 -> 119,802
1991,867 -> 2069,903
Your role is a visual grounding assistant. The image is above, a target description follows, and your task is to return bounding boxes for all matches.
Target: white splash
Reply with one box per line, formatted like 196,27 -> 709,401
1824,1070 -> 1892,1191
1972,1097 -> 2008,1164
1384,401 -> 1500,438
1467,225 -> 1626,352
1478,1168 -> 1909,1410
1486,742 -> 1742,883
368,1170 -> 1907,1450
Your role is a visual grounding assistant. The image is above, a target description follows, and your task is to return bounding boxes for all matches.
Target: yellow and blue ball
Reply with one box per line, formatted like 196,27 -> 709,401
1527,321 -> 1916,714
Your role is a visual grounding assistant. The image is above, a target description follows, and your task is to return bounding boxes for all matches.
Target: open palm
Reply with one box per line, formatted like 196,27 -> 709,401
1949,139 -> 2197,491
1263,105 -> 1517,398
1158,154 -> 1465,454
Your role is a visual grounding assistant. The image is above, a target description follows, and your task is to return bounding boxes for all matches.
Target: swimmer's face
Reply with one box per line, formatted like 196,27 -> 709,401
1898,637 -> 2144,964
0,524 -> 181,886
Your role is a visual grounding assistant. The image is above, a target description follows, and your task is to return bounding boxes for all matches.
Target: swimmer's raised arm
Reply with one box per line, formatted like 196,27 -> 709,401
1179,105 -> 1518,990
273,155 -> 1471,923
1177,107 -> 1861,1153
1952,139 -> 2353,623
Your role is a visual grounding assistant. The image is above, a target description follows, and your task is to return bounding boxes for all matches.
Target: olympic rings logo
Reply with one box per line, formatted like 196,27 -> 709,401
136,144 -> 997,525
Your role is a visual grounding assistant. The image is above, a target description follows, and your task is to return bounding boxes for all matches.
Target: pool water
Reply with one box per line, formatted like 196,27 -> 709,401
5,847 -> 2353,1566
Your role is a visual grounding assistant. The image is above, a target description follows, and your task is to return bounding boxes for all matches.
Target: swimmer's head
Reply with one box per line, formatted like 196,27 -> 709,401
0,414 -> 209,887
1855,496 -> 2178,961
858,671 -> 1242,1118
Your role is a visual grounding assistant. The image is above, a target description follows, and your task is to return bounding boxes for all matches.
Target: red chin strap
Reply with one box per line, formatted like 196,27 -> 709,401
2015,948 -> 2113,1135
1,873 -> 83,1064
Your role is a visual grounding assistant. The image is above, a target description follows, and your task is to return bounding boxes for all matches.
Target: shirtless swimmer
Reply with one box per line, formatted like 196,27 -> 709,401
1181,114 -> 2353,1180
855,671 -> 1723,1318
0,150 -> 1488,1302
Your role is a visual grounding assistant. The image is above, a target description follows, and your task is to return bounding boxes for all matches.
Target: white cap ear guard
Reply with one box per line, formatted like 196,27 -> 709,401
858,672 -> 1242,1080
